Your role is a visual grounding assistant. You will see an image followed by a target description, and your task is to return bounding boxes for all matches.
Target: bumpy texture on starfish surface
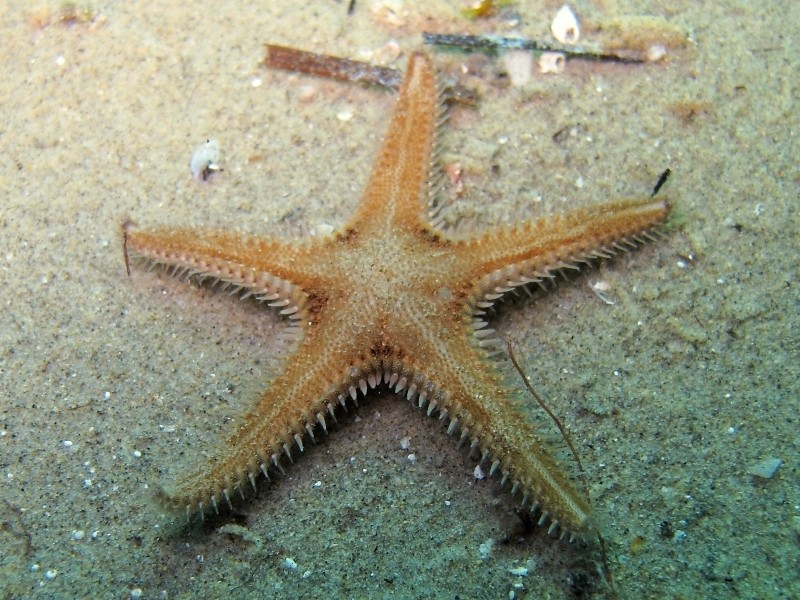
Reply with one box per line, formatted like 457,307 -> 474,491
124,52 -> 670,541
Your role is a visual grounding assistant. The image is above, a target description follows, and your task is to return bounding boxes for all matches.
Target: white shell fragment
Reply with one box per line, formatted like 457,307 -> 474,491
538,52 -> 566,74
647,44 -> 668,62
551,5 -> 580,45
503,49 -> 534,86
190,138 -> 221,181
589,280 -> 616,305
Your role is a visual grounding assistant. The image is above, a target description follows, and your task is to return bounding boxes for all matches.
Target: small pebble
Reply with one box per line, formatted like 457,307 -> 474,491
44,569 -> 58,580
407,453 -> 417,464
312,223 -> 335,237
592,280 -> 610,292
72,530 -> 85,540
474,464 -> 485,480
748,457 -> 782,479
130,589 -> 143,600
372,39 -> 401,65
478,539 -> 494,561
298,85 -> 317,102
283,557 -> 298,570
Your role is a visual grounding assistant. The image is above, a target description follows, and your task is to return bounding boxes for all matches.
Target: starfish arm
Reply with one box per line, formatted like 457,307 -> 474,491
453,196 -> 671,306
156,313 -> 385,517
348,52 -> 442,237
124,227 -> 339,317
385,308 -> 591,538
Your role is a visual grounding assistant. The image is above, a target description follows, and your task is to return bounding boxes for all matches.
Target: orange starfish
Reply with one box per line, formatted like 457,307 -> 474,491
124,52 -> 670,540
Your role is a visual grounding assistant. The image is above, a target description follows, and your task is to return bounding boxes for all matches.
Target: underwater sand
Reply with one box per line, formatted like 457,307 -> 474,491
0,1 -> 797,598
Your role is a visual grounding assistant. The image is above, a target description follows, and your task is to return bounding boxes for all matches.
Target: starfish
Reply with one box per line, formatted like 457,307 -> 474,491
124,52 -> 670,541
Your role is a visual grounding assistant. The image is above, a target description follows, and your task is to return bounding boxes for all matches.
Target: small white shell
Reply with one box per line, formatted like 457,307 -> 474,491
538,52 -> 566,74
647,44 -> 668,62
551,5 -> 580,45
336,108 -> 354,122
190,139 -> 221,181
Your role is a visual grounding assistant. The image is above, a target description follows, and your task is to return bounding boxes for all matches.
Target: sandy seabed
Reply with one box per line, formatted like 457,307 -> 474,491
0,1 -> 797,598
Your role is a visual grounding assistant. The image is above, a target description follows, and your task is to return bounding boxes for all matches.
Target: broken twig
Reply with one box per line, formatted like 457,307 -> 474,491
263,44 -> 403,88
651,168 -> 671,197
261,44 -> 479,106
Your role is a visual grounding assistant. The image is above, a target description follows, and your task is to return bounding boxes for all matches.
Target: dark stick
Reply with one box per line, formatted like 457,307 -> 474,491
651,168 -> 672,197
423,31 -> 646,64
